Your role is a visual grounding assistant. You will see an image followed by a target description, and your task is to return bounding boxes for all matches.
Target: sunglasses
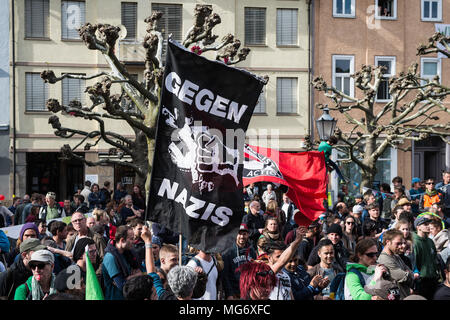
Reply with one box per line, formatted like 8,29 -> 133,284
426,182 -> 435,185
346,221 -> 355,225
364,252 -> 378,258
29,262 -> 47,270
256,270 -> 275,277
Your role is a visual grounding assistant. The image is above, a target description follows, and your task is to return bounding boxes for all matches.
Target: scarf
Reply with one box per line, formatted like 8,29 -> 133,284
105,242 -> 131,278
426,189 -> 438,197
31,274 -> 57,300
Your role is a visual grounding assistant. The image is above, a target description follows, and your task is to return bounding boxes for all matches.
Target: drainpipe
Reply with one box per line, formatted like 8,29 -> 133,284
308,0 -> 315,143
11,0 -> 16,197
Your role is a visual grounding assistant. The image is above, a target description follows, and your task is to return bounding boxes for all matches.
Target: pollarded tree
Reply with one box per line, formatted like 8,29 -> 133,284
311,32 -> 450,189
41,5 -> 253,191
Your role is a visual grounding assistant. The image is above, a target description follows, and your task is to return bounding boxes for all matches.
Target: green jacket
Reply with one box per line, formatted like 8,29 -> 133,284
14,276 -> 33,300
318,141 -> 332,162
412,232 -> 439,280
345,263 -> 375,300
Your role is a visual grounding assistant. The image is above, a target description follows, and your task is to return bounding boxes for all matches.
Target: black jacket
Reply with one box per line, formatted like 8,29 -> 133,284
306,239 -> 350,271
221,243 -> 256,297
0,256 -> 32,300
241,213 -> 265,244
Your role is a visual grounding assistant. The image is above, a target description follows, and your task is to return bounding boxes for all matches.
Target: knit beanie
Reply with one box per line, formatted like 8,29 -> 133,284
19,223 -> 40,241
72,237 -> 96,262
327,223 -> 343,237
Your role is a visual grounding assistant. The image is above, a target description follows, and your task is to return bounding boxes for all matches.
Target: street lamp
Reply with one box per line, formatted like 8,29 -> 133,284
316,106 -> 337,141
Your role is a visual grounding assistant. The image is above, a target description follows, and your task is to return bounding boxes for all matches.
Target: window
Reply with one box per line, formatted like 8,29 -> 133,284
276,78 -> 297,114
151,3 -> 182,59
335,146 -> 395,194
245,7 -> 266,45
62,75 -> 86,106
25,0 -> 49,38
332,55 -> 354,98
121,2 -> 137,40
422,0 -> 442,21
375,0 -> 397,19
333,0 -> 355,18
26,73 -> 48,111
253,88 -> 266,114
421,57 -> 441,85
61,1 -> 86,40
276,9 -> 298,46
375,56 -> 396,102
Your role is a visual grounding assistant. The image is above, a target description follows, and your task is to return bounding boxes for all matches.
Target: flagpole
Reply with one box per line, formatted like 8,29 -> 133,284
179,233 -> 183,266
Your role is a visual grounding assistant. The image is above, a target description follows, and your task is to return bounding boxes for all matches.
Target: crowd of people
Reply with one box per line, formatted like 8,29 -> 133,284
0,170 -> 449,301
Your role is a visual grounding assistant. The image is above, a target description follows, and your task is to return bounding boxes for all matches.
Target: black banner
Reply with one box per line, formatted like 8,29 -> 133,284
146,40 -> 265,253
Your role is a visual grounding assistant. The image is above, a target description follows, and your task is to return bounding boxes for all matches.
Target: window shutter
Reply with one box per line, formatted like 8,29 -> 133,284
277,78 -> 297,113
62,76 -> 86,106
151,3 -> 183,61
245,7 -> 266,45
25,0 -> 49,38
61,1 -> 86,40
121,2 -> 137,40
26,73 -> 48,111
277,9 -> 298,46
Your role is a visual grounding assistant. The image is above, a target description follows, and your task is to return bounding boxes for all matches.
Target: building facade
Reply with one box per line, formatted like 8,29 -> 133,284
9,0 -> 311,201
312,0 -> 450,195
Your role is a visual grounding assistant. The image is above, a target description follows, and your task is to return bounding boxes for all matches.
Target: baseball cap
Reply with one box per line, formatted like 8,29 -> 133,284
412,177 -> 421,184
364,280 -> 400,300
29,249 -> 55,265
239,223 -> 249,233
352,204 -> 364,214
20,238 -> 46,254
354,194 -> 363,199
46,192 -> 56,199
414,216 -> 432,229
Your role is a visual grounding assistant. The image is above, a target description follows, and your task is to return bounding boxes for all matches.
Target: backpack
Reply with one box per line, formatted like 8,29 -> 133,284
329,267 -> 365,300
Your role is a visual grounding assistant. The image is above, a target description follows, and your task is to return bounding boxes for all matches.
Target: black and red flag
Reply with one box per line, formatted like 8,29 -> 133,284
243,144 -> 328,226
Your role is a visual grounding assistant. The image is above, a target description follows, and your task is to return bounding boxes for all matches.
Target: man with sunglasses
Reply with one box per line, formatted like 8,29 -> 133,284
413,216 -> 441,299
14,249 -> 57,300
0,238 -> 45,300
419,179 -> 443,213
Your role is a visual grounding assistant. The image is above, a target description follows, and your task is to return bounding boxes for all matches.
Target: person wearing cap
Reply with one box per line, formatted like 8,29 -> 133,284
5,222 -> 40,266
39,192 -> 66,221
0,238 -> 46,300
14,249 -> 57,300
306,223 -> 350,272
54,237 -> 98,298
222,223 -> 257,300
413,216 -> 440,299
151,235 -> 162,268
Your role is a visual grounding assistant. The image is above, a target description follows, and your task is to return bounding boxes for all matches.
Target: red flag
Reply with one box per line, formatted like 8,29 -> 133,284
243,144 -> 328,226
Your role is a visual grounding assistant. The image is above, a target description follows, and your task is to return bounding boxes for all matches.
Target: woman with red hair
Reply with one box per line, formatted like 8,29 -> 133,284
238,261 -> 277,300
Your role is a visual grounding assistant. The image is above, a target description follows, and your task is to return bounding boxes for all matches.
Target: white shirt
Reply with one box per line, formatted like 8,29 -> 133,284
269,270 -> 292,300
187,256 -> 218,300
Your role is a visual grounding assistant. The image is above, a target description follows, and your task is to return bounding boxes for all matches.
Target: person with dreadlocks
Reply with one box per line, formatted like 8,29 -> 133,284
238,261 -> 277,300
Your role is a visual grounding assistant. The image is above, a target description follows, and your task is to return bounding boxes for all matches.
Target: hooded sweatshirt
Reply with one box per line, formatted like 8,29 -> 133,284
344,263 -> 375,300
413,232 -> 440,280
221,242 -> 256,297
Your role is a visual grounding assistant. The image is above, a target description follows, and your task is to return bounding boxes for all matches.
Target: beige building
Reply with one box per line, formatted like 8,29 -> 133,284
313,0 -> 450,195
9,0 -> 312,200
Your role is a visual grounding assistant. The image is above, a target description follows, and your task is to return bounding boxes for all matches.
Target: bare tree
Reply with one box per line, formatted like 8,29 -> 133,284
311,32 -> 450,189
41,5 -> 253,192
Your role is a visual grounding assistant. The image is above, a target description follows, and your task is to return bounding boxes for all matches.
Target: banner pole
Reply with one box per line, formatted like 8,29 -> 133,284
179,233 -> 183,266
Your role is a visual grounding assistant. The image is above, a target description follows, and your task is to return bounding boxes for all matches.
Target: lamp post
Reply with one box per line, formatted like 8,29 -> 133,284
316,106 -> 337,141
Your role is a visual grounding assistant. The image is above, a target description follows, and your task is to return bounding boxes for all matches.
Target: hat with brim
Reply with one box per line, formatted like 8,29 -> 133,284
397,198 -> 411,206
414,217 -> 432,229
29,249 -> 55,265
20,238 -> 46,253
239,223 -> 249,233
412,177 -> 421,184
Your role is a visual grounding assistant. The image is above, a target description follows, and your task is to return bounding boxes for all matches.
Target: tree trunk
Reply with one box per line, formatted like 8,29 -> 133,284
360,136 -> 378,191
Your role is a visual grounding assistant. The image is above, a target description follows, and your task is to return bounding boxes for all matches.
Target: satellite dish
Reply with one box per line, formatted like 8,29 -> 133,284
118,24 -> 127,40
